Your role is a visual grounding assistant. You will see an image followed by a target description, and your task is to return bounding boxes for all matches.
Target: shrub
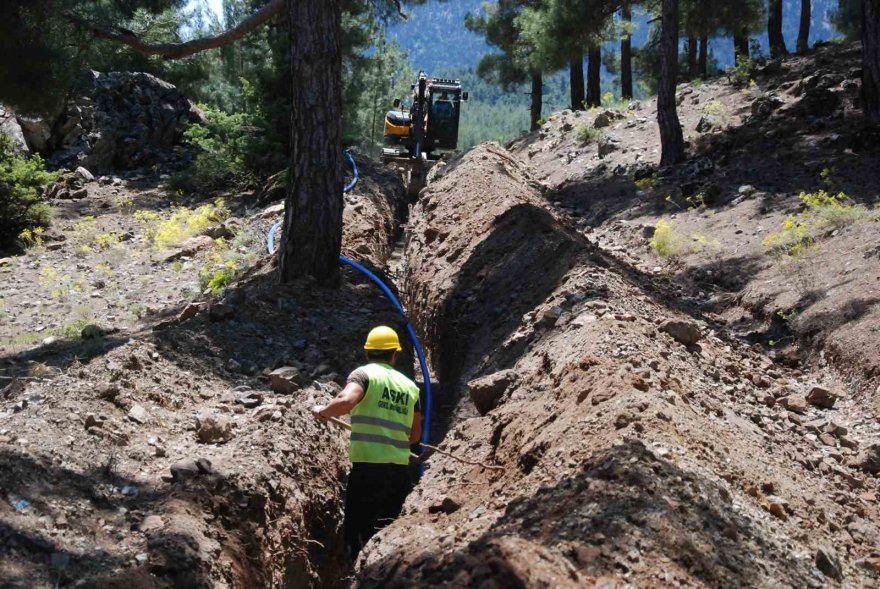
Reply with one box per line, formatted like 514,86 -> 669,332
651,219 -> 690,258
173,103 -> 260,191
574,124 -> 604,144
762,190 -> 873,258
137,199 -> 231,250
0,134 -> 57,251
727,57 -> 756,87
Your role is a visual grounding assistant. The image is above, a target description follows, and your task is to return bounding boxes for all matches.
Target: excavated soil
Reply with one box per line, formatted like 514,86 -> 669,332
358,141 -> 879,587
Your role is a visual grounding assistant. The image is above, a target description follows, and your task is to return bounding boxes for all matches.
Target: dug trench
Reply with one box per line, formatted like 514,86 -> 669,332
356,143 -> 880,587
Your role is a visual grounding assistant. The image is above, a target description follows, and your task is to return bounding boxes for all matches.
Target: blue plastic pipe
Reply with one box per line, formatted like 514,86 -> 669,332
337,255 -> 433,453
265,150 -> 433,455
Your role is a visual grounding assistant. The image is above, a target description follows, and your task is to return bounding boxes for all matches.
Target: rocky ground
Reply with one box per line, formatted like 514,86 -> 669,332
3,41 -> 880,589
0,154 -> 408,587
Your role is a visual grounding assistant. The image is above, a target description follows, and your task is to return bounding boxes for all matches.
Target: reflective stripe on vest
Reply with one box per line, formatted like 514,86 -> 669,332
349,363 -> 419,465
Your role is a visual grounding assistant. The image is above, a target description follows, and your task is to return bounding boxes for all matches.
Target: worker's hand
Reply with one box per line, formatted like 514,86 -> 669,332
310,405 -> 327,420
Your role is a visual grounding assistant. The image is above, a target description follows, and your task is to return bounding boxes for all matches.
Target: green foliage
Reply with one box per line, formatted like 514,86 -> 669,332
574,124 -> 604,144
651,219 -> 690,259
727,56 -> 756,87
651,218 -> 720,259
0,134 -> 57,251
763,189 -> 874,258
138,198 -> 230,249
175,103 -> 260,191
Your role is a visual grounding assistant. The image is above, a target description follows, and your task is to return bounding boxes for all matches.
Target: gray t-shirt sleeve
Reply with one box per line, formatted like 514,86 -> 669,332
347,368 -> 370,391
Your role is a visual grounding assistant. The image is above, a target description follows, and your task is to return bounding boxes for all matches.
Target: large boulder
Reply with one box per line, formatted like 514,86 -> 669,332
0,105 -> 30,156
46,71 -> 206,173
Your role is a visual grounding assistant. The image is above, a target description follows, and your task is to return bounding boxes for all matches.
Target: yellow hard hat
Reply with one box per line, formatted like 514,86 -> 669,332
364,326 -> 403,352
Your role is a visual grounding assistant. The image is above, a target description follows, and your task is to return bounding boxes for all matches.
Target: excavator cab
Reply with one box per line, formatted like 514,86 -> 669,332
382,72 -> 468,161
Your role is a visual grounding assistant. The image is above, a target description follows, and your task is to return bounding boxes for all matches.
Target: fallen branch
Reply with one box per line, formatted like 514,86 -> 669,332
324,416 -> 505,472
64,0 -> 284,60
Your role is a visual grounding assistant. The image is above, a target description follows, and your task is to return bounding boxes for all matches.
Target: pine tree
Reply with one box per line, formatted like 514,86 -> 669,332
658,0 -> 683,166
466,0 -> 549,130
797,0 -> 811,53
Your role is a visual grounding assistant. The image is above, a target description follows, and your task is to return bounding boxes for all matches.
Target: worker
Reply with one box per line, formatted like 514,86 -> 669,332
311,325 -> 422,560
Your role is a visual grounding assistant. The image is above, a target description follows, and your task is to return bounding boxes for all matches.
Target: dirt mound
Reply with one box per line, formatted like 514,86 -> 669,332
358,143 -> 879,587
507,42 -> 880,409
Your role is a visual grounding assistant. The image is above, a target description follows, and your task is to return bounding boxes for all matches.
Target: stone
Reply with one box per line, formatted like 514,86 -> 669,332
467,369 -> 516,414
815,546 -> 843,580
852,444 -> 880,474
806,386 -> 837,409
170,459 -> 200,481
44,71 -> 205,173
597,135 -> 621,158
780,395 -> 808,415
659,319 -> 702,346
428,497 -> 461,514
195,415 -> 234,444
0,105 -> 30,156
84,413 -> 103,429
765,496 -> 789,520
269,367 -> 304,395
177,302 -> 206,322
695,114 -> 721,133
737,185 -> 757,196
235,391 -> 263,409
75,166 -> 95,183
98,383 -> 119,401
127,404 -> 149,424
593,110 -> 622,129
138,515 -> 165,533
17,115 -> 51,152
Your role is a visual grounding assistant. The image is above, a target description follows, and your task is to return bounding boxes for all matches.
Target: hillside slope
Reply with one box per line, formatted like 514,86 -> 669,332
358,43 -> 880,588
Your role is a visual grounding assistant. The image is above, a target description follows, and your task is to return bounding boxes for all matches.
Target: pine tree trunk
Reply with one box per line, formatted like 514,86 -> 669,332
797,0 -> 812,53
530,72 -> 543,131
768,0 -> 788,58
280,0 -> 344,284
687,36 -> 698,79
659,0 -> 684,167
569,53 -> 585,110
698,34 -> 709,77
864,0 -> 880,125
587,45 -> 602,107
734,31 -> 750,63
621,3 -> 633,99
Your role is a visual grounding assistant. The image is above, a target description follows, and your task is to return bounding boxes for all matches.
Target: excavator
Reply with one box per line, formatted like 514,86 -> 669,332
382,72 -> 468,197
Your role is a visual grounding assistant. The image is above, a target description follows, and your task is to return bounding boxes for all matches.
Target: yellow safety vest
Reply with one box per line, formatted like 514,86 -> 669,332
350,363 -> 419,465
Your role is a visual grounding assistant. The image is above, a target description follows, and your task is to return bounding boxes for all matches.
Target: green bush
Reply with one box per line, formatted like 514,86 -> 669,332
0,134 -> 57,251
574,124 -> 604,144
173,104 -> 260,191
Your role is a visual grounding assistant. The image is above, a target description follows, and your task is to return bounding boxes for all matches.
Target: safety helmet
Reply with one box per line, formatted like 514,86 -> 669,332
364,326 -> 403,352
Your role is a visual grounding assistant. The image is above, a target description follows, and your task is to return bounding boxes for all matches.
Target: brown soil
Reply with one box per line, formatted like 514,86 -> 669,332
4,41 -> 880,589
0,163 -> 408,588
358,44 -> 880,587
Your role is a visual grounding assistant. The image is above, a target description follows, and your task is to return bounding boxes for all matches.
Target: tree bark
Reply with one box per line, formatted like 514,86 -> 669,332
65,0 -> 284,59
280,0 -> 344,284
698,34 -> 709,77
733,31 -> 750,63
587,45 -> 602,107
530,72 -> 543,131
659,0 -> 684,166
768,0 -> 788,58
569,53 -> 585,110
621,3 -> 633,99
687,36 -> 698,79
864,0 -> 880,125
797,0 -> 812,53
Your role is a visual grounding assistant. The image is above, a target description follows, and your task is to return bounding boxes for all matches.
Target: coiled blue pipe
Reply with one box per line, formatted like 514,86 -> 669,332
265,151 -> 433,455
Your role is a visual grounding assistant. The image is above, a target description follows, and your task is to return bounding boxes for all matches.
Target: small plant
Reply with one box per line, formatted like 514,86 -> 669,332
199,262 -> 237,293
1,134 -> 57,251
685,192 -> 707,210
141,199 -> 231,250
574,124 -> 604,144
634,176 -> 656,192
17,227 -> 44,248
651,219 -> 690,258
820,167 -> 835,190
727,57 -> 756,87
703,100 -> 724,117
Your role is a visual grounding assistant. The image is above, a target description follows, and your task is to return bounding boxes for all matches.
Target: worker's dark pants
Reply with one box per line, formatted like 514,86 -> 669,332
344,462 -> 410,560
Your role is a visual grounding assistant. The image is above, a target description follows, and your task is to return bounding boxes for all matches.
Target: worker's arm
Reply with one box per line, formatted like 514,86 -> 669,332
311,382 -> 365,420
410,410 -> 422,443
